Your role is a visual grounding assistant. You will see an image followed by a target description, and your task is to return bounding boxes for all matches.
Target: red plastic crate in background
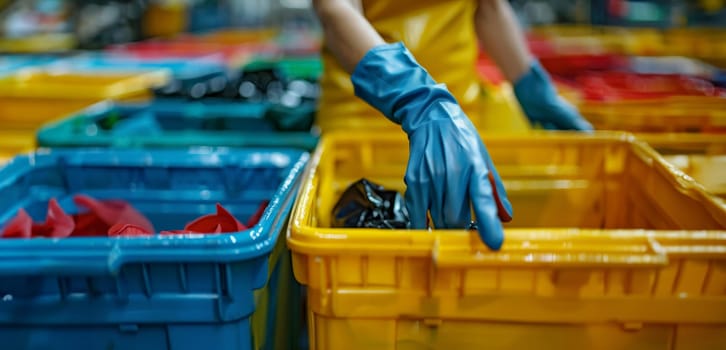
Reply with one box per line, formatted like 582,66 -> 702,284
539,54 -> 629,78
526,34 -> 557,57
476,51 -> 505,85
576,73 -> 726,102
106,41 -> 280,65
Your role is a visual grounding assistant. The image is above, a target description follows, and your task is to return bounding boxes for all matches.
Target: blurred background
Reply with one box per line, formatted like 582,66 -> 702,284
0,0 -> 724,49
0,2 -> 725,350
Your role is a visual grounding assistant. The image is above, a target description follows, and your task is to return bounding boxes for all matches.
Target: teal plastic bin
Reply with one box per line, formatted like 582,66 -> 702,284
36,100 -> 319,151
244,57 -> 322,81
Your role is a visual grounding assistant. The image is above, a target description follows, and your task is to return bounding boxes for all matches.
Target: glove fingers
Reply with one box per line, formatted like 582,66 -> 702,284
542,122 -> 558,130
426,144 -> 446,229
549,99 -> 594,131
404,145 -> 430,230
469,168 -> 505,250
440,165 -> 472,229
405,185 -> 429,230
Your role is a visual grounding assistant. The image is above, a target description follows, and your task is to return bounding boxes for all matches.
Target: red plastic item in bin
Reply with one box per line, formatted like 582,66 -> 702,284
73,195 -> 155,236
1,209 -> 32,238
161,203 -> 246,235
35,199 -> 75,238
1,198 -> 270,238
1,199 -> 74,239
108,223 -> 153,237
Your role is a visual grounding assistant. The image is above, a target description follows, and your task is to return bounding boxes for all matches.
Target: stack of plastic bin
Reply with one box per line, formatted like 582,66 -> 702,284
571,73 -> 726,133
288,131 -> 726,350
36,101 -> 319,151
0,147 -> 308,350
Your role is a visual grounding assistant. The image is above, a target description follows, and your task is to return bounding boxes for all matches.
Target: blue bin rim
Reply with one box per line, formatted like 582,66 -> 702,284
36,100 -> 320,151
0,148 -> 309,275
47,54 -> 227,78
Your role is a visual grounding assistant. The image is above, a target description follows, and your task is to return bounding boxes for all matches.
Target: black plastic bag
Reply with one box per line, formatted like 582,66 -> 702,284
332,179 -> 409,229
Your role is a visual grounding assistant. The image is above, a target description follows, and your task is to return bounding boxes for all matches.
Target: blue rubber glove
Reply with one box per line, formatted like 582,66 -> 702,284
513,61 -> 594,131
351,42 -> 513,250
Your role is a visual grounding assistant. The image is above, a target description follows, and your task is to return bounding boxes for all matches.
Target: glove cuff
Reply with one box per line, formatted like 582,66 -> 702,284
512,60 -> 558,106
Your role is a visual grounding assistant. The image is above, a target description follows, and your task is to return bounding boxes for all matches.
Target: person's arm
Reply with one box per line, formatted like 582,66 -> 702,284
474,0 -> 533,82
474,0 -> 593,131
310,0 -> 513,249
312,0 -> 384,74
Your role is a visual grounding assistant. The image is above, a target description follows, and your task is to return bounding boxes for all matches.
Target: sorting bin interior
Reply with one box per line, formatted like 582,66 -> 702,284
640,133 -> 726,199
0,149 -> 303,233
313,132 -> 726,230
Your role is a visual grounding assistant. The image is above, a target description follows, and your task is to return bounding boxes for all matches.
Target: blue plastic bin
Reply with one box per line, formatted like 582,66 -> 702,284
49,53 -> 227,80
0,55 -> 57,76
0,148 -> 309,350
37,100 -> 319,150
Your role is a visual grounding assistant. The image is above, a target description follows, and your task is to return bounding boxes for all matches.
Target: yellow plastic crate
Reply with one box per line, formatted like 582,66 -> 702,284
0,69 -> 169,99
478,82 -> 531,132
580,97 -> 726,133
0,33 -> 76,53
640,133 -> 726,200
664,29 -> 726,67
192,28 -> 278,45
288,131 -> 726,350
142,3 -> 188,38
529,26 -> 665,56
0,131 -> 35,166
0,99 -> 98,131
314,107 -> 402,133
0,69 -> 169,130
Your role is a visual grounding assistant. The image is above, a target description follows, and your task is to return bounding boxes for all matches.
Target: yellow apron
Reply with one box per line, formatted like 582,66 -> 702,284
316,0 -> 482,132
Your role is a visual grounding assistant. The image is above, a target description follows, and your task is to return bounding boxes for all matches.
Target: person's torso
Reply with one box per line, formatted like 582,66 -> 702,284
317,0 -> 480,131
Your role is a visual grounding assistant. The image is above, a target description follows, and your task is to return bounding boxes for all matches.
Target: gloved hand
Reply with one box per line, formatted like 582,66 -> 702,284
513,61 -> 594,131
351,42 -> 513,250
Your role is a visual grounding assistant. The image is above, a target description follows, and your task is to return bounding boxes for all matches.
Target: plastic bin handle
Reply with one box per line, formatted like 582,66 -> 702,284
434,233 -> 669,269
